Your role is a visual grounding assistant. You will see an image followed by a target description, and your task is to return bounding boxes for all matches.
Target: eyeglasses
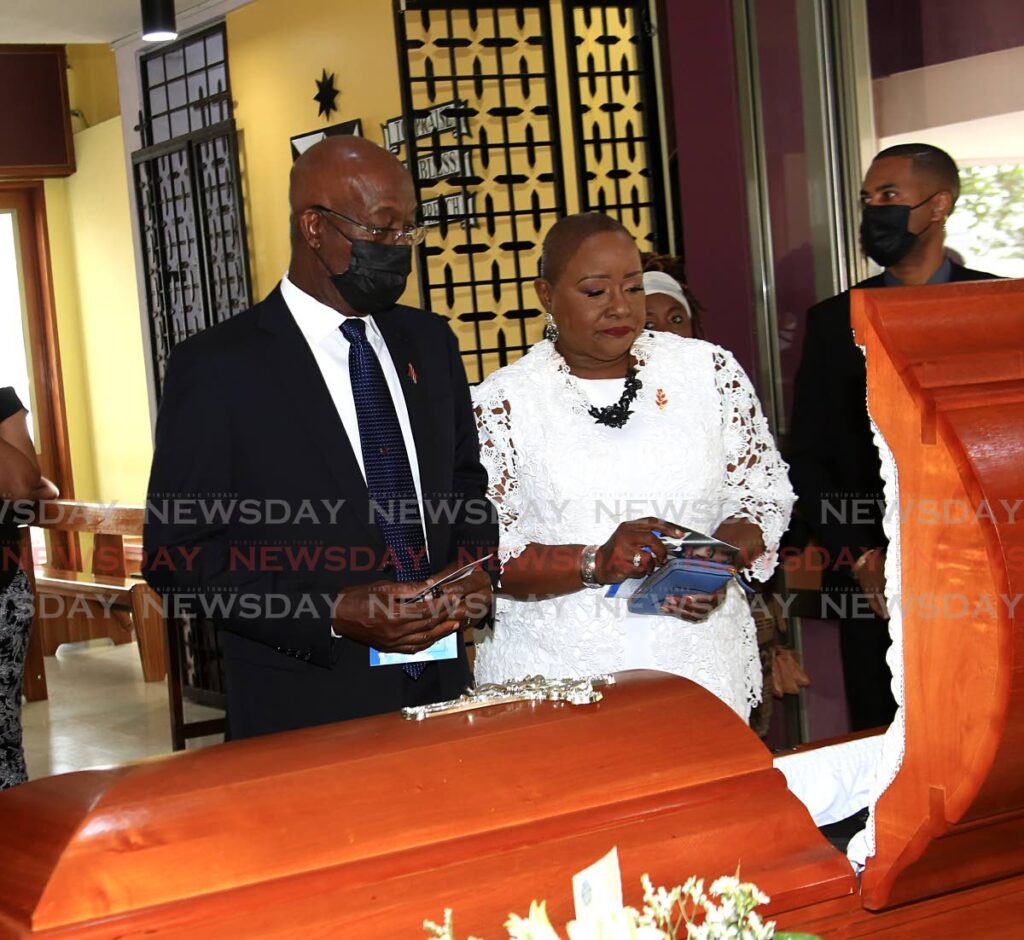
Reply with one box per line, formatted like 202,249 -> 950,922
311,204 -> 427,246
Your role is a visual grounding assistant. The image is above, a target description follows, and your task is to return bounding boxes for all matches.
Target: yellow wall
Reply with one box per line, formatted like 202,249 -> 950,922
226,0 -> 409,302
225,0 -> 644,383
225,0 -> 593,304
43,117 -> 151,505
66,44 -> 121,130
32,7 -> 620,500
42,43 -> 136,504
42,178 -> 99,502
34,0 -> 654,498
64,117 -> 151,504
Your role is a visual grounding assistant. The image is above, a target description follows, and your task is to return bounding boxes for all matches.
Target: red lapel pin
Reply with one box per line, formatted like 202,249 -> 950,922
407,362 -> 418,384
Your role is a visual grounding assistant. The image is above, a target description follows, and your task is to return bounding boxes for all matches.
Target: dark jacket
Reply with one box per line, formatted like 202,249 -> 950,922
143,286 -> 497,736
787,263 -> 999,581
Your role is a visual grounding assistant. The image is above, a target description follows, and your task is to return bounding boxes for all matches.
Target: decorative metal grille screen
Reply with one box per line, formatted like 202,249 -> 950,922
563,0 -> 667,253
393,0 -> 670,382
142,27 -> 231,146
133,26 -> 251,398
393,2 -> 568,384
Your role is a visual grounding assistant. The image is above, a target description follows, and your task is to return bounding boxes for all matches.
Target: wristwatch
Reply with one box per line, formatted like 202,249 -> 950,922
580,544 -> 603,589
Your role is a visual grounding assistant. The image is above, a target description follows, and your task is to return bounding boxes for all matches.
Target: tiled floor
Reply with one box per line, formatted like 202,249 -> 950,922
22,639 -> 223,781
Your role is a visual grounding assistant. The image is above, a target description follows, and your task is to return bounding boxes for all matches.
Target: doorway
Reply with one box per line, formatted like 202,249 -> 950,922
0,183 -> 75,563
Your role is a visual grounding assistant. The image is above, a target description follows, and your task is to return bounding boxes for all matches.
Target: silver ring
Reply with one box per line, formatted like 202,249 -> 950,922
632,551 -> 644,568
463,616 -> 473,628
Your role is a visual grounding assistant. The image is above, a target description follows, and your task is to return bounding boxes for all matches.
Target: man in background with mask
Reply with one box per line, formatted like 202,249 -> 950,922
788,143 -> 996,731
144,136 -> 497,739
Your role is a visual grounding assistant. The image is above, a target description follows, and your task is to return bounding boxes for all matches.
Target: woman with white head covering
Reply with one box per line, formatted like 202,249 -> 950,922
640,254 -> 704,339
643,270 -> 695,337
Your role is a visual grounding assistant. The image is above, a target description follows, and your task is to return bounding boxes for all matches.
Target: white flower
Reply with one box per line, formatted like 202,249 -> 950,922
746,911 -> 776,940
424,909 -> 456,940
427,871 -> 783,940
506,901 -> 563,940
567,908 -> 654,940
639,872 -> 684,928
566,917 -> 598,940
742,885 -> 770,908
681,877 -> 706,905
708,877 -> 740,897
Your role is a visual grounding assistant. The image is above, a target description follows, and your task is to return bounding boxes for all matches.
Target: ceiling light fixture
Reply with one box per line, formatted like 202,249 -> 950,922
141,0 -> 178,42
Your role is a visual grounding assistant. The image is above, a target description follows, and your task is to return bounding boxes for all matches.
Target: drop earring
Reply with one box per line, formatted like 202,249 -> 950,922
543,311 -> 559,342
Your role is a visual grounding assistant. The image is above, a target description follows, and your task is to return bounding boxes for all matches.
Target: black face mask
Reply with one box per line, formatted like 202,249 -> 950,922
316,221 -> 412,314
859,193 -> 938,268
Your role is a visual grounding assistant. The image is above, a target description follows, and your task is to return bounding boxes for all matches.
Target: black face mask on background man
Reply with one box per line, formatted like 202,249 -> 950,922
859,193 -> 939,268
315,218 -> 412,314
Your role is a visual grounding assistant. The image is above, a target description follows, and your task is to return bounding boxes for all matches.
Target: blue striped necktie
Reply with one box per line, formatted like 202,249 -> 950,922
341,318 -> 428,678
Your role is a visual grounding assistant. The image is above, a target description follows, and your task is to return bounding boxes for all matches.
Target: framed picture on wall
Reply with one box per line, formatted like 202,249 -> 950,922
289,119 -> 363,161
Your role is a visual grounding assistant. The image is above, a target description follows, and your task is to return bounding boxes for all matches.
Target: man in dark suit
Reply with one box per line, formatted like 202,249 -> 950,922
143,136 -> 497,739
789,143 -> 997,731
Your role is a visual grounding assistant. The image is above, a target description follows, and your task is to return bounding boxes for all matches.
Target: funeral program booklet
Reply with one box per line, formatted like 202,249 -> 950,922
606,526 -> 742,602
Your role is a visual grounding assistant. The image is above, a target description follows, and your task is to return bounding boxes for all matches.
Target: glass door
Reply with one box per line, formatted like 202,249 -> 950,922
732,0 -> 876,745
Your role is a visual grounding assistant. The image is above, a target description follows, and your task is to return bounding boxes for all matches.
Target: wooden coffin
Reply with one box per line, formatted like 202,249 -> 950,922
0,671 -> 853,938
2,279 -> 1023,938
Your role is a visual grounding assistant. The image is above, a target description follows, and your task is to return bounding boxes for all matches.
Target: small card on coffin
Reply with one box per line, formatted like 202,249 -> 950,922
572,847 -> 623,925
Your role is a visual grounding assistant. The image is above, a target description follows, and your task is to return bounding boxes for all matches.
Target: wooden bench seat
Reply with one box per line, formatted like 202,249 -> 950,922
20,501 -> 167,701
34,566 -> 142,595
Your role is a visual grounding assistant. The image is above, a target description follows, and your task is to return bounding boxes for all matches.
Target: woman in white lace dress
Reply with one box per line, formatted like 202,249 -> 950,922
471,214 -> 794,720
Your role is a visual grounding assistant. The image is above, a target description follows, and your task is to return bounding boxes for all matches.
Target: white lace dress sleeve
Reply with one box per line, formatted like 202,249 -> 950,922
472,388 -> 529,566
713,348 -> 796,581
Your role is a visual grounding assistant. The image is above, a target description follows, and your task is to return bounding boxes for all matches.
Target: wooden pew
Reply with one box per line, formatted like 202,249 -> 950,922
26,501 -> 166,690
26,498 -> 227,747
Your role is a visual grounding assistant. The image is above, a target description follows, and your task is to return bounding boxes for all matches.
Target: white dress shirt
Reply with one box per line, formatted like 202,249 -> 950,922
279,275 -> 429,551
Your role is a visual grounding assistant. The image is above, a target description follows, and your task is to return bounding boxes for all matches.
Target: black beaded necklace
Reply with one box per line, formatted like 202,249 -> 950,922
588,367 -> 643,428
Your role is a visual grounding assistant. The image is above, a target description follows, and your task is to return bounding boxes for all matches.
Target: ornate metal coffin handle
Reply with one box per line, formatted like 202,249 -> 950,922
401,674 -> 615,721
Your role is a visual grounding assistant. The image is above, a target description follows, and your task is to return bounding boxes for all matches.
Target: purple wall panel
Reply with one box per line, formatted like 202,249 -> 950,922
755,0 -> 819,426
868,0 -> 1024,77
661,2 -> 758,379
